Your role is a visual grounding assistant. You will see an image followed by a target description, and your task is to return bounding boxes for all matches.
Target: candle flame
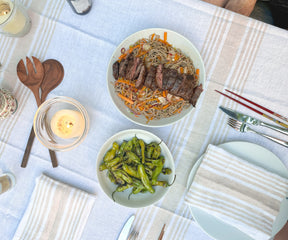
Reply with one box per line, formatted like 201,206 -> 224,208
0,3 -> 11,16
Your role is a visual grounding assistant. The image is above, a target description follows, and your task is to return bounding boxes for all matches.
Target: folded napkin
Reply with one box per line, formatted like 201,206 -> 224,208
13,175 -> 96,240
185,144 -> 288,240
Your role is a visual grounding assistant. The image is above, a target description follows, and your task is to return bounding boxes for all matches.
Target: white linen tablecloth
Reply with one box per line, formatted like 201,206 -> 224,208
0,0 -> 288,239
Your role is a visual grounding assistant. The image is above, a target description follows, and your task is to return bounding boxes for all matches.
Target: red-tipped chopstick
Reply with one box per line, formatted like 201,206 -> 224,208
215,89 -> 288,129
225,89 -> 288,122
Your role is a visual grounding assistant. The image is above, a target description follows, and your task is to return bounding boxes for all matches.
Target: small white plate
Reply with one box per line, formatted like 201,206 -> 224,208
186,141 -> 288,240
96,129 -> 175,208
107,28 -> 206,127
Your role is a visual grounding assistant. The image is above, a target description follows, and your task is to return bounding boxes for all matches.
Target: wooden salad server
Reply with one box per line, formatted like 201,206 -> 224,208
17,57 -> 62,168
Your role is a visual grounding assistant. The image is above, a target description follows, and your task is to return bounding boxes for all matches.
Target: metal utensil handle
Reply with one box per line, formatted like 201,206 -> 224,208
250,128 -> 288,148
260,121 -> 288,136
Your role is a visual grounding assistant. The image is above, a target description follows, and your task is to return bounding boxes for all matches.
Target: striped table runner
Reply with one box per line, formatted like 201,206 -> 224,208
184,144 -> 288,240
12,175 -> 96,240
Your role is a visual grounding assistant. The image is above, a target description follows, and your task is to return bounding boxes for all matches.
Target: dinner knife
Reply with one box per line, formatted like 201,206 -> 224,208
219,106 -> 288,136
117,215 -> 135,240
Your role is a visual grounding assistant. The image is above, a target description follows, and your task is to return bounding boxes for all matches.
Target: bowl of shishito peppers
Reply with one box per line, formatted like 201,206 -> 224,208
97,129 -> 175,208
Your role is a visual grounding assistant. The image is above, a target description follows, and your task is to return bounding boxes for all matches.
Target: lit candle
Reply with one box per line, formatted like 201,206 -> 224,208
50,110 -> 85,139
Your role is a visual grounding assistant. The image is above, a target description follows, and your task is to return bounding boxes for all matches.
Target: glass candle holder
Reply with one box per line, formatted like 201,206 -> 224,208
0,0 -> 31,37
33,96 -> 90,151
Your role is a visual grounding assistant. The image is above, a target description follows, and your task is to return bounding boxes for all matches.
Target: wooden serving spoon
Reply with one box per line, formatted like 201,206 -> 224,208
40,59 -> 64,167
41,59 -> 64,103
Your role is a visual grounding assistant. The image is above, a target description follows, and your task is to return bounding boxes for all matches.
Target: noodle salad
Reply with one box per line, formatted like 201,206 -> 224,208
114,32 -> 200,123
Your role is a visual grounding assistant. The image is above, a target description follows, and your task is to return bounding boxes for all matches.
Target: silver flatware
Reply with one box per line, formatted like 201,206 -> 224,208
220,106 -> 288,136
227,118 -> 288,148
118,215 -> 135,240
67,0 -> 92,15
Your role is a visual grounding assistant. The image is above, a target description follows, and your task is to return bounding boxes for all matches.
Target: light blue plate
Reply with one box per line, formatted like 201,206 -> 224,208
186,141 -> 288,240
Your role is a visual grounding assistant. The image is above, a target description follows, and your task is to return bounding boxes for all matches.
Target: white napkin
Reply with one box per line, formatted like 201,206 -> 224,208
13,174 -> 96,240
185,144 -> 288,240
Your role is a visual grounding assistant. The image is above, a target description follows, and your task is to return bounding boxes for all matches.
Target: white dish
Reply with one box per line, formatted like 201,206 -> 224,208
107,28 -> 206,127
96,129 -> 175,208
186,141 -> 288,240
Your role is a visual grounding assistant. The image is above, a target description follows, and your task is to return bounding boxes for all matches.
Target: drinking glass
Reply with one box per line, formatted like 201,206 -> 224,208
0,172 -> 16,195
0,0 -> 31,37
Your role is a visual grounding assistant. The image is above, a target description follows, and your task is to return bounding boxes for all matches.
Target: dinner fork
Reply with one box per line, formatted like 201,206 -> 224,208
227,118 -> 288,148
127,230 -> 139,240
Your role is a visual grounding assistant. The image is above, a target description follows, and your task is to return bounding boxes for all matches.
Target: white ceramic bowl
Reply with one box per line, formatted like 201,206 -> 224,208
96,129 -> 175,208
107,28 -> 206,127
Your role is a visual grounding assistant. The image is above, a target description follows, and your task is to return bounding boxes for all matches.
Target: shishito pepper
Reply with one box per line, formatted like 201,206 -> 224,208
118,140 -> 127,156
124,140 -> 133,152
126,151 -> 140,164
139,139 -> 145,164
122,164 -> 140,178
114,170 -> 133,184
103,142 -> 119,162
132,136 -> 141,157
138,164 -> 155,193
105,157 -> 122,169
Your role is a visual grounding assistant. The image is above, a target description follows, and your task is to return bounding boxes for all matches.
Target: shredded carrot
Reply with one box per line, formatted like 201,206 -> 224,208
162,103 -> 170,109
174,54 -> 180,61
128,44 -> 140,53
164,32 -> 167,43
163,90 -> 167,98
118,53 -> 127,61
179,67 -> 184,74
157,39 -> 171,46
118,93 -> 134,105
136,51 -> 147,57
196,69 -> 200,75
151,33 -> 155,41
116,79 -> 135,87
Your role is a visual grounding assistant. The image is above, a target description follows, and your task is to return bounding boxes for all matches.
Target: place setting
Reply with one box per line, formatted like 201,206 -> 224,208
184,89 -> 288,240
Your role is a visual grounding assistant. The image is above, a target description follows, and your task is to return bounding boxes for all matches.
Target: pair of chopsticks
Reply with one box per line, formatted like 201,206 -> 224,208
158,224 -> 166,240
215,89 -> 288,129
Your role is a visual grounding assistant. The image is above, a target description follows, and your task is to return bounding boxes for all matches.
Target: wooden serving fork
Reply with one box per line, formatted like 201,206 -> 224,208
17,57 -> 59,168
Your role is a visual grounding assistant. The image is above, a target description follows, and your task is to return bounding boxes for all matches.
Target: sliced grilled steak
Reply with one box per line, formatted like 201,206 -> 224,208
150,78 -> 158,91
134,59 -> 143,80
144,66 -> 157,89
163,68 -> 178,90
190,84 -> 203,107
112,61 -> 119,79
176,74 -> 197,100
135,64 -> 146,89
126,57 -> 142,80
170,74 -> 184,95
118,54 -> 131,78
125,56 -> 135,79
156,64 -> 163,89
